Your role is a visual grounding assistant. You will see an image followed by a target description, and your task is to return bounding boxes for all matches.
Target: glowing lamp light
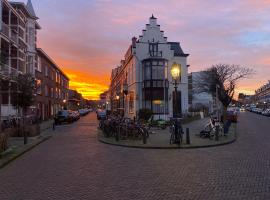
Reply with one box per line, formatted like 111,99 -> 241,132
116,95 -> 120,100
171,63 -> 181,80
153,100 -> 162,105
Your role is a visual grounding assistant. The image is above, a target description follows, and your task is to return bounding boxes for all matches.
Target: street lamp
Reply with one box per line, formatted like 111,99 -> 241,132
63,99 -> 67,110
171,63 -> 181,118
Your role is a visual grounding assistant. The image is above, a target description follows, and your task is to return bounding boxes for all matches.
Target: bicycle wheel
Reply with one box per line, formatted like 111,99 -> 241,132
170,132 -> 175,144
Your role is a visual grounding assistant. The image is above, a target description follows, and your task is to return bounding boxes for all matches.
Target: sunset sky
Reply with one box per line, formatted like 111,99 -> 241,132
19,0 -> 270,99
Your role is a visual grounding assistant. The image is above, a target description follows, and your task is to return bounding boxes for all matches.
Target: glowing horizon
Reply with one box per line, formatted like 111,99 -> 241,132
22,0 -> 270,100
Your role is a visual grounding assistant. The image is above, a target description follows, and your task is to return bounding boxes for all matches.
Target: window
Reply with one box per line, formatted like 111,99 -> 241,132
45,66 -> 48,77
144,65 -> 151,80
51,88 -> 54,98
45,85 -> 49,97
129,91 -> 135,114
36,79 -> 42,95
152,66 -> 164,79
37,56 -> 42,72
55,88 -> 58,99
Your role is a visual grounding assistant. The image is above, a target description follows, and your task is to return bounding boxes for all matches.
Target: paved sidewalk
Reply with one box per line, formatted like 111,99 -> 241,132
0,128 -> 54,168
98,118 -> 236,148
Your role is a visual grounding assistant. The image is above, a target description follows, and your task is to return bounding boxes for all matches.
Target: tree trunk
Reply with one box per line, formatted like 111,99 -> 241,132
222,106 -> 227,123
23,108 -> 28,145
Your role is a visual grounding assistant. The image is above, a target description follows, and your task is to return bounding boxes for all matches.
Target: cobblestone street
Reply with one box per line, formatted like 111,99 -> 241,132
0,112 -> 270,200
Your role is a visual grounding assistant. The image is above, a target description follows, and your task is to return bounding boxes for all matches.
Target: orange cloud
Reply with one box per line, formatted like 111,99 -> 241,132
64,69 -> 109,100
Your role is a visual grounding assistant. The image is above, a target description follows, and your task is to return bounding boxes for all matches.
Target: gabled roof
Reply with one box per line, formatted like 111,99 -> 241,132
10,0 -> 38,20
168,42 -> 189,57
37,48 -> 69,80
26,0 -> 37,19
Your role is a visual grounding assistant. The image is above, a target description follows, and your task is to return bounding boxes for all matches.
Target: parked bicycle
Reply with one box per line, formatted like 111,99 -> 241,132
200,117 -> 223,139
169,118 -> 184,145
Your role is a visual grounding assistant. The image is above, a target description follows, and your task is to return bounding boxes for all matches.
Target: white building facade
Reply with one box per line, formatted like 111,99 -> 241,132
109,15 -> 189,120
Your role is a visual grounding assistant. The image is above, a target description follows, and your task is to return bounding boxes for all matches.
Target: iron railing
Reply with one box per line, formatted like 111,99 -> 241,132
0,21 -> 10,38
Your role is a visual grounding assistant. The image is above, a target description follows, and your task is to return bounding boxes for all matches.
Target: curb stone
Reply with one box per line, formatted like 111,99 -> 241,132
98,124 -> 237,149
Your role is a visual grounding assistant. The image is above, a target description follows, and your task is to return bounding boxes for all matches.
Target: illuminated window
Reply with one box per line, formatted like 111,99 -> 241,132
36,79 -> 42,95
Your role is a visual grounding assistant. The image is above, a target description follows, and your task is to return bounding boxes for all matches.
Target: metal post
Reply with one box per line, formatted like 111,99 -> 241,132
215,125 -> 219,141
186,127 -> 190,144
174,80 -> 178,118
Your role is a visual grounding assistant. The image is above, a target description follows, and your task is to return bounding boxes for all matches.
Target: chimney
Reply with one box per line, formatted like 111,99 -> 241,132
132,37 -> 137,47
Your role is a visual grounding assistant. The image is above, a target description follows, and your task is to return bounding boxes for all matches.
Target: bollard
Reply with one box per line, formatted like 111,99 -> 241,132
143,131 -> 147,144
52,122 -> 55,131
186,128 -> 190,144
115,129 -> 119,141
215,125 -> 219,141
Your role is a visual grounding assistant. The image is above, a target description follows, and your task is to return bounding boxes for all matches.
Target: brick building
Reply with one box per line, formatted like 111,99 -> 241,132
68,89 -> 85,111
35,48 -> 69,121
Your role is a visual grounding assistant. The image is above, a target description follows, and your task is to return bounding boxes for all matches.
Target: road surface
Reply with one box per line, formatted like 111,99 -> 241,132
0,111 -> 269,200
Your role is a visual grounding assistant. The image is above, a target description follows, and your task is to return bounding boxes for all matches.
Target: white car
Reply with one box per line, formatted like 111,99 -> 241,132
262,109 -> 270,116
240,107 -> 245,112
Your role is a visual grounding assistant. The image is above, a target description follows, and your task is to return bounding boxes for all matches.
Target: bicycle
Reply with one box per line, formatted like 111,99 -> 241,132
169,118 -> 184,145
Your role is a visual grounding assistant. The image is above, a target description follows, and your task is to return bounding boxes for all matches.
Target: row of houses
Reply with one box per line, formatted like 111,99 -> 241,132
0,0 -> 86,122
239,81 -> 270,107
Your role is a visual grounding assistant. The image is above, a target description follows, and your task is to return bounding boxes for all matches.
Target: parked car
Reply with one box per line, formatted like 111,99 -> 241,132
253,108 -> 263,114
54,110 -> 74,125
96,109 -> 107,120
240,107 -> 245,112
78,109 -> 89,116
71,111 -> 80,121
262,109 -> 270,116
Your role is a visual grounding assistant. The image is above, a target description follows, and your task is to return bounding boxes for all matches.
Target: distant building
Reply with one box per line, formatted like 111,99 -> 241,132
35,48 -> 69,120
188,72 -> 213,112
255,81 -> 270,104
108,15 -> 189,119
68,89 -> 86,110
238,93 -> 253,105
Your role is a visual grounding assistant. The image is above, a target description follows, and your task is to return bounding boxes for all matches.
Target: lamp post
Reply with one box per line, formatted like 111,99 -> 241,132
63,99 -> 67,110
171,63 -> 181,118
170,63 -> 181,144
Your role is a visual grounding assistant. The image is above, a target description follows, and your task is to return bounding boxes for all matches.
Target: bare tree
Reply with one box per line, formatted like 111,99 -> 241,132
194,64 -> 254,119
11,73 -> 36,144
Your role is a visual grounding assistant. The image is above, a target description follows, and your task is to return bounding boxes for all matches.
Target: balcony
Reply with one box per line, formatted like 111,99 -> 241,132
1,21 -> 10,38
0,62 -> 19,80
149,51 -> 162,57
10,30 -> 18,44
0,62 -> 10,77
